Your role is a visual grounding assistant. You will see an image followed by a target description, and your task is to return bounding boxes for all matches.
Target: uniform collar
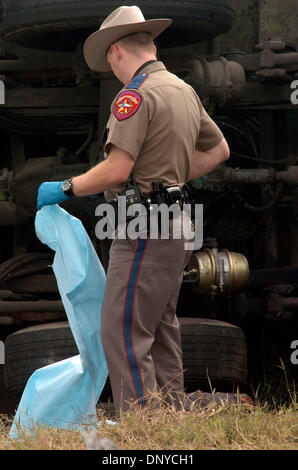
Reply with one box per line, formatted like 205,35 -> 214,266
133,60 -> 166,77
133,60 -> 157,77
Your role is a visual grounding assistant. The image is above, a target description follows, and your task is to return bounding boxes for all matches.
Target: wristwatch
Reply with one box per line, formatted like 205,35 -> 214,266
62,178 -> 74,197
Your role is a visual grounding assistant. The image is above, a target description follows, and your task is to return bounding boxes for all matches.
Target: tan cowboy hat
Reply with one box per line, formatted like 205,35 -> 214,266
83,5 -> 172,72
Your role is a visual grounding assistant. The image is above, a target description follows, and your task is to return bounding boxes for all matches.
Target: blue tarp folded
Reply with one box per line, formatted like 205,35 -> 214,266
10,205 -> 108,438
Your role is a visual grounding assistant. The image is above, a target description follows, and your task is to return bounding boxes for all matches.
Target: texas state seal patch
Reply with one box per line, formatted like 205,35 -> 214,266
114,90 -> 142,121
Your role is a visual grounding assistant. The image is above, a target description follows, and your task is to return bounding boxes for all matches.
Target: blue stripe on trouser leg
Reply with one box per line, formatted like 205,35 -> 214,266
123,238 -> 148,406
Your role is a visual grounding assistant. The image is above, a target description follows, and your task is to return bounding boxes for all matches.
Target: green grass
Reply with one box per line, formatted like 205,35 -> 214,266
0,391 -> 297,450
0,361 -> 297,450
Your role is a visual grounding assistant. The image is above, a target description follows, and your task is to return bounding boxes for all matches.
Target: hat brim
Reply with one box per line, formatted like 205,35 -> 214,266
83,18 -> 172,72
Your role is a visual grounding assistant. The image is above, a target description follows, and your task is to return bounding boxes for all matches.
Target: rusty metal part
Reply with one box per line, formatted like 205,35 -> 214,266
228,81 -> 297,109
188,248 -> 249,295
0,38 -> 84,73
161,54 -> 193,74
255,39 -> 298,80
75,118 -> 95,156
0,300 -> 63,313
291,188 -> 298,265
234,166 -> 298,186
268,293 -> 298,314
223,167 -> 275,185
194,166 -> 298,191
11,157 -> 88,217
0,316 -> 13,325
0,311 -> 65,324
243,182 -> 285,213
0,253 -> 53,284
221,249 -> 250,295
232,52 -> 298,74
0,201 -> 29,225
225,51 -> 259,72
188,249 -> 216,293
185,56 -> 246,106
3,274 -> 58,294
0,168 -> 10,201
261,49 -> 298,67
249,267 -> 298,287
276,166 -> 298,185
0,290 -> 13,299
265,284 -> 295,295
2,87 -> 100,109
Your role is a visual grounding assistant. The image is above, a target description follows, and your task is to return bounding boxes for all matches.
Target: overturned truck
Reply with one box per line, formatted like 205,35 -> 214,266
0,0 -> 297,408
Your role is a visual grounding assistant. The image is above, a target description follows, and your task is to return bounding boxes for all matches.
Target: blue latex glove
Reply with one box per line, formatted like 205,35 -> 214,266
37,181 -> 70,210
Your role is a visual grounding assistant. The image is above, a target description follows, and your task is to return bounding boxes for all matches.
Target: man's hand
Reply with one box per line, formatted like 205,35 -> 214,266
37,181 -> 70,210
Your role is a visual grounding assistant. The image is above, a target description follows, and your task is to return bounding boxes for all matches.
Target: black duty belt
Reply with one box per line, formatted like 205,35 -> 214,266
112,184 -> 191,208
143,184 -> 192,206
106,184 -> 192,231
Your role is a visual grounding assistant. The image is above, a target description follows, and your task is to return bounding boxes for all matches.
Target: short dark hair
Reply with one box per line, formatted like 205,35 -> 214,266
115,32 -> 155,56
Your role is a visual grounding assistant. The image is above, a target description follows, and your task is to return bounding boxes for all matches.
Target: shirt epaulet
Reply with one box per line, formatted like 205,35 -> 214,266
126,73 -> 149,89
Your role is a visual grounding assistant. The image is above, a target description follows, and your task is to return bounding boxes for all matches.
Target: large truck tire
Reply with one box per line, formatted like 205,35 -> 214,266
179,317 -> 248,392
0,1 -> 237,49
4,321 -> 78,395
5,317 -> 247,397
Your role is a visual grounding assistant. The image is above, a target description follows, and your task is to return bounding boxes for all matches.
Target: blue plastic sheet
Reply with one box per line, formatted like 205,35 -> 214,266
10,205 -> 108,438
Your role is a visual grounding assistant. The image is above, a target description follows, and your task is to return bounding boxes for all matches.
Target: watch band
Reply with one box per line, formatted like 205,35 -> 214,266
62,178 -> 74,197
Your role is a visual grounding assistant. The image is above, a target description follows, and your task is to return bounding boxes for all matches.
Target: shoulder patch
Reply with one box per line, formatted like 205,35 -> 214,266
114,90 -> 142,121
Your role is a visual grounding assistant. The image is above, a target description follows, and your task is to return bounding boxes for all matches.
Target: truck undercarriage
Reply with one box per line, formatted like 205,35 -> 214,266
0,0 -> 297,412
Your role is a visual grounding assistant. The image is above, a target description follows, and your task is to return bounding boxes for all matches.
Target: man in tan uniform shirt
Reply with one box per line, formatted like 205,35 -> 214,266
37,6 -> 230,412
104,60 -> 225,196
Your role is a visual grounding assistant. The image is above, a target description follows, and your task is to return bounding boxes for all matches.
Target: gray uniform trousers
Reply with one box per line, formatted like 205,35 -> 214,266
100,216 -> 193,411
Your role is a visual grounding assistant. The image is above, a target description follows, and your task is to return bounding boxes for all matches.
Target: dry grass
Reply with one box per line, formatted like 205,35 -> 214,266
0,392 -> 297,450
